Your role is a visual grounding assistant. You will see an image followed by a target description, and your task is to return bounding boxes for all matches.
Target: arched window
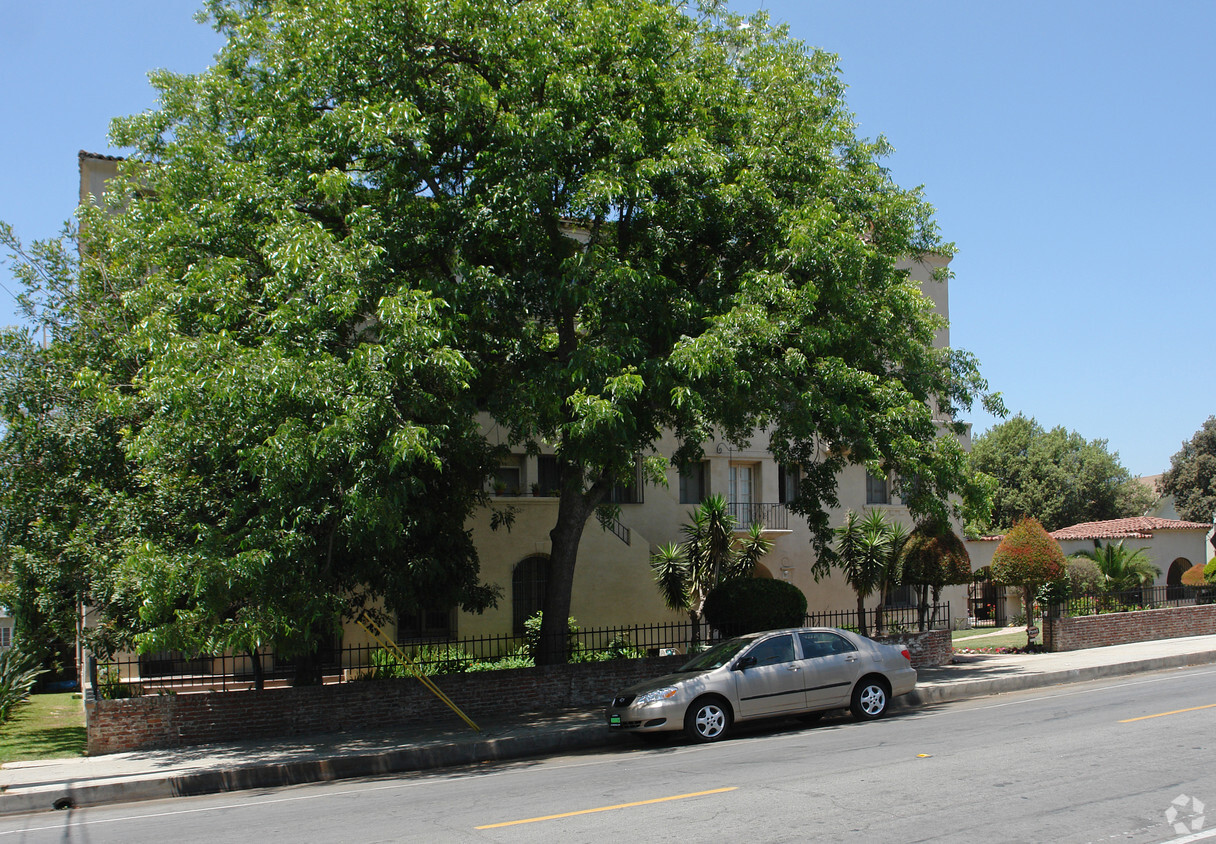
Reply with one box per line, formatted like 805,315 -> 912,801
513,555 -> 549,636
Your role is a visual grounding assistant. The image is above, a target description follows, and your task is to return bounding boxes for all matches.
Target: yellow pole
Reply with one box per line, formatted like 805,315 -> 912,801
354,613 -> 481,733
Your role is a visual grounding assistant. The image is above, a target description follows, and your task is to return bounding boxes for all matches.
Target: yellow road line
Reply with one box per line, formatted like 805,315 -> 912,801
1120,703 -> 1216,723
474,787 -> 738,829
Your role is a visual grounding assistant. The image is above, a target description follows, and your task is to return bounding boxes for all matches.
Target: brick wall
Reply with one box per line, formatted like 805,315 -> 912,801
873,628 -> 951,668
1046,604 -> 1216,652
86,655 -> 686,755
86,629 -> 951,754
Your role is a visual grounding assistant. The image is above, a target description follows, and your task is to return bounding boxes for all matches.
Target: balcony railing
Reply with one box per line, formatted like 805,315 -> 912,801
726,502 -> 789,531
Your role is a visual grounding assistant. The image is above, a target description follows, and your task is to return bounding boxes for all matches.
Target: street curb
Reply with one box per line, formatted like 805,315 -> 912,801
7,649 -> 1216,816
0,723 -> 634,816
902,649 -> 1216,709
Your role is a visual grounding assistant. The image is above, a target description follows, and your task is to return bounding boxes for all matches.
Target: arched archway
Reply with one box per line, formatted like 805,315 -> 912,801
1167,557 -> 1192,600
512,555 -> 549,635
753,563 -> 774,579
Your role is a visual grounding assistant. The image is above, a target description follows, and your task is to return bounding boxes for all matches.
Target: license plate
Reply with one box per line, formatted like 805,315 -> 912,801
609,714 -> 621,726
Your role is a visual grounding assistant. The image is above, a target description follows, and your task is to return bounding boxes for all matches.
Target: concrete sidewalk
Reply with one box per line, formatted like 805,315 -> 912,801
4,634 -> 1216,817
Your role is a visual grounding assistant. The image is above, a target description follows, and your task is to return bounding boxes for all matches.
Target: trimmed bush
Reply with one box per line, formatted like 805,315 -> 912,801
703,578 -> 808,637
1182,563 -> 1207,587
1205,558 -> 1216,585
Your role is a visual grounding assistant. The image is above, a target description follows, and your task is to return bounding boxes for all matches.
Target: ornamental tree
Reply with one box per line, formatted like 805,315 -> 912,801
990,517 -> 1066,646
900,518 -> 971,632
1181,563 -> 1206,587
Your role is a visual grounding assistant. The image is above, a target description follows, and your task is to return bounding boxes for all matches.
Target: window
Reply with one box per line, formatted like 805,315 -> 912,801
494,463 -> 522,494
0,626 -> 10,649
397,606 -> 454,639
609,457 -> 644,504
537,455 -> 560,494
866,471 -> 890,505
885,584 -> 916,608
513,555 -> 549,635
798,631 -> 857,659
745,634 -> 795,667
778,464 -> 800,504
729,463 -> 757,523
679,462 -> 708,504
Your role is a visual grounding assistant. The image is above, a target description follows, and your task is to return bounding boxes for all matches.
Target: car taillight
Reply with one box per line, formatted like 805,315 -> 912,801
901,649 -> 911,662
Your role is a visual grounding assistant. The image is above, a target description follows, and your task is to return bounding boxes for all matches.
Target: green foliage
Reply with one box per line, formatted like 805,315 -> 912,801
466,651 -> 535,672
1072,541 -> 1161,593
7,0 -> 1002,667
651,494 -> 772,646
900,518 -> 970,632
0,649 -> 46,722
1204,558 -> 1216,585
1065,557 -> 1105,594
968,415 -> 1154,533
831,510 -> 907,635
522,613 -> 580,663
1160,417 -> 1216,525
702,578 -> 808,637
94,666 -> 137,701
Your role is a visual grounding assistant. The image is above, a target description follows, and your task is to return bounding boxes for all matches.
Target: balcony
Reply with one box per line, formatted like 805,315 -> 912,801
726,502 -> 790,532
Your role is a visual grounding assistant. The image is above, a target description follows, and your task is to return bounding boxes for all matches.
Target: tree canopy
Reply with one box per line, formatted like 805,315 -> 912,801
1160,416 -> 1216,525
4,0 -> 999,666
990,516 -> 1066,644
967,415 -> 1153,534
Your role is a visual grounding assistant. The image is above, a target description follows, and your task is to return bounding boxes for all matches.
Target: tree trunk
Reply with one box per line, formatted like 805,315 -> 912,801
537,477 -> 608,665
856,592 -> 868,638
875,599 -> 886,637
248,649 -> 264,691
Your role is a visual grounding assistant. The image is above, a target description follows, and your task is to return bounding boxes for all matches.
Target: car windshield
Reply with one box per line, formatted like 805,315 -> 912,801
678,638 -> 751,672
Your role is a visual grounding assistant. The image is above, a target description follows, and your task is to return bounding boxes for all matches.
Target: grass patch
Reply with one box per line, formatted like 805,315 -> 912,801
953,629 -> 1042,650
0,693 -> 86,765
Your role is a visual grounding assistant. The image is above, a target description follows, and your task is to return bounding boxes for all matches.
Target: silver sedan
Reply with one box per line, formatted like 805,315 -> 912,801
606,627 -> 916,742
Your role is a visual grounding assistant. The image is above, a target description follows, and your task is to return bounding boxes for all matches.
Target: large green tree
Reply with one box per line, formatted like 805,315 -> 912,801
1160,417 -> 1216,525
968,415 -> 1153,534
12,0 -> 1000,667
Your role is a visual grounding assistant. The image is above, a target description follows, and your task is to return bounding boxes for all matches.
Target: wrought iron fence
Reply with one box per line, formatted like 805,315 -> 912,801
1048,584 -> 1215,618
92,607 -> 948,697
805,602 -> 950,634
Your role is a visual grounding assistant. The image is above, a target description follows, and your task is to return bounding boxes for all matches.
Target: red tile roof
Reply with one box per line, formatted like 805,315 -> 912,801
1050,516 -> 1212,541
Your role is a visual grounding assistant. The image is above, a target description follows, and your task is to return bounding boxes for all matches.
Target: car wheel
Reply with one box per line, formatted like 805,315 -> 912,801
850,677 -> 890,720
684,697 -> 731,742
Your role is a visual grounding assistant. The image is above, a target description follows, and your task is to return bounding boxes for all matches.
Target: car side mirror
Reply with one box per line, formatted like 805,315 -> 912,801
733,656 -> 756,671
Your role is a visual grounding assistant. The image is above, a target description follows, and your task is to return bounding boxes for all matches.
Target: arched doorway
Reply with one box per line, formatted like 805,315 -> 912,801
1167,557 -> 1192,601
512,555 -> 549,635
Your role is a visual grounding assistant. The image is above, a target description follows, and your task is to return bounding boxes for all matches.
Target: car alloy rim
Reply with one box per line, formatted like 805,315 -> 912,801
696,705 -> 725,737
861,685 -> 885,715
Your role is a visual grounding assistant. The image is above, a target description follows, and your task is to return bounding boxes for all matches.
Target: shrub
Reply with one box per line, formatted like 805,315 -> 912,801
410,644 -> 474,676
1066,557 -> 1104,593
95,666 -> 137,700
1182,563 -> 1207,587
1205,558 -> 1216,584
703,578 -> 808,637
0,648 -> 46,721
466,649 -> 534,672
522,612 -> 580,661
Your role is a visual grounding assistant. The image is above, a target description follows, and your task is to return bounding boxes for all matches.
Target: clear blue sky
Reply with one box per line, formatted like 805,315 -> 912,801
2,1 -> 1212,478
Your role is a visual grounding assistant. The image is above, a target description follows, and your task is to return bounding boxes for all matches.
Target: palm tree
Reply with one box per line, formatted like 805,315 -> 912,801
873,519 -> 910,636
833,510 -> 895,637
651,494 -> 771,648
1073,540 -> 1160,594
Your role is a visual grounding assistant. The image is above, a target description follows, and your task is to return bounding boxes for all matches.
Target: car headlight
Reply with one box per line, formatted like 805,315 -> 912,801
634,686 -> 679,706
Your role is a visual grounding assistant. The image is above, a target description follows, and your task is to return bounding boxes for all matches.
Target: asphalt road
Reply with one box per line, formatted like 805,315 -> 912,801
3,665 -> 1216,843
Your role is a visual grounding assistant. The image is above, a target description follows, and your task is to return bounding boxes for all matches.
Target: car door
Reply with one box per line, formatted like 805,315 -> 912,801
796,631 -> 865,710
731,634 -> 806,718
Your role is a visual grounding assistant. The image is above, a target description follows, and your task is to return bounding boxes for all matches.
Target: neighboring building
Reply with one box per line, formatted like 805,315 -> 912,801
78,151 -> 970,646
966,516 -> 1213,621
